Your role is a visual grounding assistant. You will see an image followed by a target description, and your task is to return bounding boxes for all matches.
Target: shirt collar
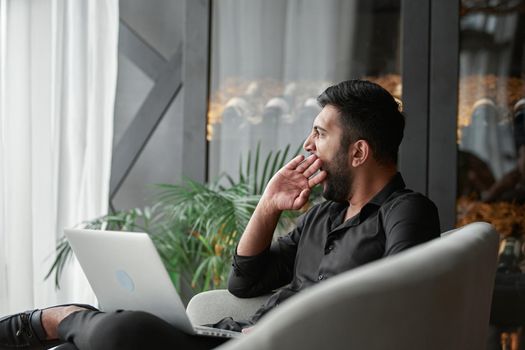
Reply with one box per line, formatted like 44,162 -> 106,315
367,172 -> 406,207
327,172 -> 406,228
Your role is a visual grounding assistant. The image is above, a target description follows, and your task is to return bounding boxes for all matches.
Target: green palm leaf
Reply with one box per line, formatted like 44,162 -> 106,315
47,143 -> 319,300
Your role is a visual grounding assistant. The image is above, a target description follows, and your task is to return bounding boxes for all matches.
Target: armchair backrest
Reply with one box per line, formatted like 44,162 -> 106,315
219,222 -> 499,350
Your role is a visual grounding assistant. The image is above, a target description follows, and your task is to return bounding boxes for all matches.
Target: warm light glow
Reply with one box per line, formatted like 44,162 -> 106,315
206,75 -> 404,141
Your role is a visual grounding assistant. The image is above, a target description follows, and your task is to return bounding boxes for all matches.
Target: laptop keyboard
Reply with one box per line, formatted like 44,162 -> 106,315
194,325 -> 242,338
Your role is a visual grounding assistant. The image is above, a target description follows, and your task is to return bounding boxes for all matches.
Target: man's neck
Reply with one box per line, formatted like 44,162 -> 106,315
344,166 -> 398,221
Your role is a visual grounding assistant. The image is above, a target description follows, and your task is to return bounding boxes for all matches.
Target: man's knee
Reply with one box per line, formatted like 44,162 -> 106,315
88,310 -> 168,350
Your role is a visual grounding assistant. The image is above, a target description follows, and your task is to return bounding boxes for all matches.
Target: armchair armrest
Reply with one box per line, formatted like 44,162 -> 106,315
186,289 -> 271,325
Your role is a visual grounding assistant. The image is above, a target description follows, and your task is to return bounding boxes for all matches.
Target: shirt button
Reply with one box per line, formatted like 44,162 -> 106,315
318,274 -> 324,281
324,244 -> 334,255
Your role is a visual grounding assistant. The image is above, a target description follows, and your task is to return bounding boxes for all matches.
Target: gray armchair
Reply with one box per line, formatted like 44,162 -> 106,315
186,222 -> 499,350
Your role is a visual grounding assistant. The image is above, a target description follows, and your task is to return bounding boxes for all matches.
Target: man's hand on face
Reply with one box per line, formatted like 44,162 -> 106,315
262,154 -> 326,212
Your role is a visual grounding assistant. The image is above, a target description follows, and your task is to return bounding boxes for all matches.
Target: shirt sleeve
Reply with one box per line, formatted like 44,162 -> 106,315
227,215 -> 304,298
383,193 -> 441,256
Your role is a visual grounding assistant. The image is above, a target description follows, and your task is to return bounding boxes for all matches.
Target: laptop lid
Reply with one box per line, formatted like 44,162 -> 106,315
64,228 -> 195,334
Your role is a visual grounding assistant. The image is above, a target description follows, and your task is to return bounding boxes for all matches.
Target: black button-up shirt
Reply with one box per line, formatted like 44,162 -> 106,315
225,172 -> 440,326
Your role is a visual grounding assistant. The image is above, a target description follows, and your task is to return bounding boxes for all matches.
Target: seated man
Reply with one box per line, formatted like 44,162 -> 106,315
0,80 -> 440,350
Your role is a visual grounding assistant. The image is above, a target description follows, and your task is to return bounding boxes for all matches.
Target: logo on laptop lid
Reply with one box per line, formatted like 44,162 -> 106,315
115,270 -> 135,292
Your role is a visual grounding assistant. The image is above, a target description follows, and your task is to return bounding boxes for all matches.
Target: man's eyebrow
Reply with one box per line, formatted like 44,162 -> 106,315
313,125 -> 328,133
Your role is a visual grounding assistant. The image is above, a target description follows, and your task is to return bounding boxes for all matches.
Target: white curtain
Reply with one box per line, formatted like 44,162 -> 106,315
0,0 -> 118,314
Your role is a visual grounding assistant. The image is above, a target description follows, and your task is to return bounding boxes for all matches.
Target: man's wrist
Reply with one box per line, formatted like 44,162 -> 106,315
258,195 -> 282,217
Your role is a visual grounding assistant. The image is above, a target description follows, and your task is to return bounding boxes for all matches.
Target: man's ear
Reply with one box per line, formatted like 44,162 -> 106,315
350,140 -> 369,167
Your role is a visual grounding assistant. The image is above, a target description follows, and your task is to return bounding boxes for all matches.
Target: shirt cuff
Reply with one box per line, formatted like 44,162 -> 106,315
231,245 -> 271,278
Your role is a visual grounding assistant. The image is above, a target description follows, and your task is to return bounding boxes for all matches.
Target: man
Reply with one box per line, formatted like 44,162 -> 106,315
0,80 -> 440,350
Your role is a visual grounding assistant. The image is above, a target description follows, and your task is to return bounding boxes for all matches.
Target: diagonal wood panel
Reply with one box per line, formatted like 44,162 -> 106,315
119,20 -> 167,80
110,44 -> 183,201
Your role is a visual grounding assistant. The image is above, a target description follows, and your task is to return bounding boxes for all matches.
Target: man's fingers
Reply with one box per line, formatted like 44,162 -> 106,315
294,154 -> 317,172
242,326 -> 255,334
302,159 -> 322,178
284,154 -> 305,170
292,188 -> 311,209
308,170 -> 327,188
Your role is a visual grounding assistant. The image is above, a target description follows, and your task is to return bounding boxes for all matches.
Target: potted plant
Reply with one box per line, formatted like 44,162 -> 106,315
47,144 -> 320,303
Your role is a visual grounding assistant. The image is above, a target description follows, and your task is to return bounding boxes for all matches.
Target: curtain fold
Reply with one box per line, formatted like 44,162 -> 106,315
0,0 -> 118,313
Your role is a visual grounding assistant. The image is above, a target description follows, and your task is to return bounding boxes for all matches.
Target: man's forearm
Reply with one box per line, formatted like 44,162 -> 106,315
237,197 -> 282,256
236,154 -> 324,256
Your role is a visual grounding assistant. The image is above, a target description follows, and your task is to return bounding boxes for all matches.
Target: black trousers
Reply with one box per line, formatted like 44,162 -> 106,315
54,310 -> 229,350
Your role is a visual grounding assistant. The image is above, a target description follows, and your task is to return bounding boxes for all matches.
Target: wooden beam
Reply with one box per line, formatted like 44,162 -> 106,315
110,45 -> 183,200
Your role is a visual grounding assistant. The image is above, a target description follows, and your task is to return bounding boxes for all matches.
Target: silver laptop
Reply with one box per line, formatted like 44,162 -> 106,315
64,228 -> 241,339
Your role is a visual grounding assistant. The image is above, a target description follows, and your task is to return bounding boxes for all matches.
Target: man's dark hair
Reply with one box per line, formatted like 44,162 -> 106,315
317,79 -> 405,165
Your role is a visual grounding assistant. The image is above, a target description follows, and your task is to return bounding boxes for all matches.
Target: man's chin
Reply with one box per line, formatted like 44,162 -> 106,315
321,184 -> 333,201
322,184 -> 350,203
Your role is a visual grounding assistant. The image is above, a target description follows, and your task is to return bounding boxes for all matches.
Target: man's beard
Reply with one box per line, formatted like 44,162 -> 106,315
322,150 -> 353,203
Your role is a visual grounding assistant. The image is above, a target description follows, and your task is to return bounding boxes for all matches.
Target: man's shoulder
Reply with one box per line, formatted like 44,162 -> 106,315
380,189 -> 439,228
383,189 -> 438,214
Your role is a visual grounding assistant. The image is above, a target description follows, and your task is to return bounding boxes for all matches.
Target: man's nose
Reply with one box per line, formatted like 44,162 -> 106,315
303,134 -> 315,153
